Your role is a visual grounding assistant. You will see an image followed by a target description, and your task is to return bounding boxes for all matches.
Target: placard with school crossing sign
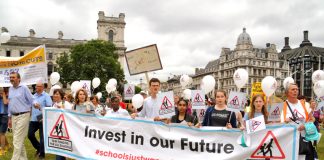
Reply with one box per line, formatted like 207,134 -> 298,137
227,91 -> 247,111
157,91 -> 175,118
79,80 -> 92,96
246,115 -> 266,134
191,90 -> 205,109
268,103 -> 283,122
124,84 -> 135,100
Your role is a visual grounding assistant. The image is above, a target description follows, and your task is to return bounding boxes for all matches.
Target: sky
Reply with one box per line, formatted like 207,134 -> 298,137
1,0 -> 324,84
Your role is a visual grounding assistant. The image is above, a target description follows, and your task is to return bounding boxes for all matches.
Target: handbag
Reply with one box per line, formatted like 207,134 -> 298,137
285,101 -> 312,155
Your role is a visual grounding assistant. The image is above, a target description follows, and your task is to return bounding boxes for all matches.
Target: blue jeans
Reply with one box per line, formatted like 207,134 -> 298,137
28,121 -> 44,157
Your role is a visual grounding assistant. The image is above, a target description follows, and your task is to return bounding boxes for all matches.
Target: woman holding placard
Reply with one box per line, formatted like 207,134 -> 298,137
168,98 -> 199,127
243,94 -> 268,123
202,90 -> 237,128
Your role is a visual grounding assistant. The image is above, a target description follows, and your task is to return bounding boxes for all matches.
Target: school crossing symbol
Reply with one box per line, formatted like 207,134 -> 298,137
251,120 -> 261,131
194,93 -> 204,103
229,96 -> 240,107
48,114 -> 73,151
271,106 -> 280,116
126,86 -> 134,95
50,114 -> 70,139
251,131 -> 285,159
160,96 -> 173,109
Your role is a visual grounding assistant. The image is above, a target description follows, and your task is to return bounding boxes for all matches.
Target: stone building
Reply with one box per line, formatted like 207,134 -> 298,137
0,11 -> 126,81
190,28 -> 288,97
279,31 -> 324,98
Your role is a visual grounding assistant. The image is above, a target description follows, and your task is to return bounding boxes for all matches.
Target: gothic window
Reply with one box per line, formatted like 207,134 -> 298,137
108,30 -> 114,42
48,52 -> 53,60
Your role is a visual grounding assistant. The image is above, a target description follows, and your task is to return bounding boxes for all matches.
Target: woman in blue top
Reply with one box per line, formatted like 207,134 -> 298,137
244,94 -> 268,123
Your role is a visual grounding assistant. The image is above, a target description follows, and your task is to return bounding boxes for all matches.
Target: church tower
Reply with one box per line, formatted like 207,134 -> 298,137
97,11 -> 126,69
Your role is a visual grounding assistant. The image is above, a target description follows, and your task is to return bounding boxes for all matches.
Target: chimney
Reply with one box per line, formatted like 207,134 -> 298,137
281,37 -> 291,52
58,31 -> 63,39
300,30 -> 312,47
29,29 -> 35,37
98,11 -> 105,20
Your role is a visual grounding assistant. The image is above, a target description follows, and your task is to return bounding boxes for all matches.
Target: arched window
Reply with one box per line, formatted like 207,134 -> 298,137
108,30 -> 114,41
48,62 -> 53,76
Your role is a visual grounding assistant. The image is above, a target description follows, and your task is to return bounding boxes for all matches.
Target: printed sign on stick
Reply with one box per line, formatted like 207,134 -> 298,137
157,91 -> 175,118
191,90 -> 205,109
227,91 -> 247,111
268,103 -> 283,122
124,84 -> 135,100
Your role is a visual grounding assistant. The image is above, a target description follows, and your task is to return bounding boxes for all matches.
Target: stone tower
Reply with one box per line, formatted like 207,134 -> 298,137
97,11 -> 126,69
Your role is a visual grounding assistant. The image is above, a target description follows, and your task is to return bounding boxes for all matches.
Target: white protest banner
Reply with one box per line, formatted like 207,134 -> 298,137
157,91 -> 175,118
0,45 -> 47,87
44,108 -> 299,160
191,90 -> 205,109
80,80 -> 92,96
268,103 -> 284,122
124,84 -> 135,100
227,91 -> 247,111
246,115 -> 266,134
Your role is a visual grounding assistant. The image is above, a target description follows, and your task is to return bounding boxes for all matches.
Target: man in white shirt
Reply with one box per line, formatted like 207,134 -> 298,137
131,78 -> 164,121
105,96 -> 129,117
281,83 -> 314,160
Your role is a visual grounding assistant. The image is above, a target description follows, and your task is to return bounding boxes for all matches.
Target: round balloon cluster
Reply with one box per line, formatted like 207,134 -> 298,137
312,70 -> 324,97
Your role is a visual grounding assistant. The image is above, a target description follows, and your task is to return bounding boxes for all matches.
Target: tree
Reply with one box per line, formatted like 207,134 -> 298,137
56,40 -> 125,94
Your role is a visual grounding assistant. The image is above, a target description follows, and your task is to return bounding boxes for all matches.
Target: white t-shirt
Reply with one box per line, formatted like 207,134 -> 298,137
138,96 -> 160,119
281,100 -> 311,123
105,108 -> 129,117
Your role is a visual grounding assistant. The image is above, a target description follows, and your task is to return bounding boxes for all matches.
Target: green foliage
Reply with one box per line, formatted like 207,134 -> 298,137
56,40 -> 125,94
135,85 -> 142,94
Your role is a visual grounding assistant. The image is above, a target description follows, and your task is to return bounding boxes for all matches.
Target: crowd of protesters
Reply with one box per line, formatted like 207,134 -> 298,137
0,74 -> 323,160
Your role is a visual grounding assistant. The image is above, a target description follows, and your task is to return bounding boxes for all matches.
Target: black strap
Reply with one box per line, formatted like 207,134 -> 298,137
285,101 -> 299,124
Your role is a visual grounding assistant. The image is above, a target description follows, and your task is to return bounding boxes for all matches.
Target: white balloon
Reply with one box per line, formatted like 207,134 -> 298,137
71,81 -> 82,93
312,70 -> 324,84
108,78 -> 117,87
233,68 -> 249,89
49,84 -> 61,96
283,77 -> 295,89
200,75 -> 215,94
183,89 -> 191,100
96,92 -> 102,99
105,84 -> 116,94
132,94 -> 144,109
92,77 -> 101,89
314,80 -> 324,97
50,72 -> 60,85
180,74 -> 190,87
261,76 -> 277,97
0,32 -> 11,43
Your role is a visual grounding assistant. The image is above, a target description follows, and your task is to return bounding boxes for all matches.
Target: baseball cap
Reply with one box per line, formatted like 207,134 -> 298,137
304,122 -> 319,141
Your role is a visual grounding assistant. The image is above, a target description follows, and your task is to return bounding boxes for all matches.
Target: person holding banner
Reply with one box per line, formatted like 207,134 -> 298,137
243,94 -> 269,123
281,83 -> 315,160
168,98 -> 199,126
8,72 -> 34,160
28,82 -> 52,159
0,87 -> 10,155
73,89 -> 93,113
105,96 -> 129,117
90,95 -> 105,116
131,78 -> 164,121
202,90 -> 237,128
52,89 -> 73,110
